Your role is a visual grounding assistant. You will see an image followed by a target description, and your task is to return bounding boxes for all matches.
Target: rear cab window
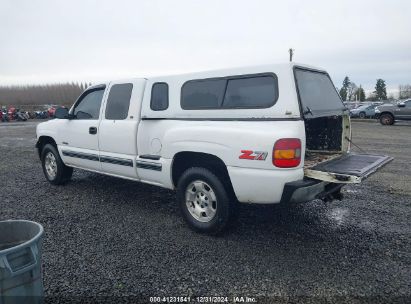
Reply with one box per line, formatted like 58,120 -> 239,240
105,83 -> 133,120
181,73 -> 278,110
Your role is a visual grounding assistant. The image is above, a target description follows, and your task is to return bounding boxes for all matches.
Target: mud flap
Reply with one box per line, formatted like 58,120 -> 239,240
305,153 -> 393,183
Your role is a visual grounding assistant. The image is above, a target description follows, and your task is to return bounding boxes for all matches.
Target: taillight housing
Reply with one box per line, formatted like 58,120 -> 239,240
273,138 -> 301,168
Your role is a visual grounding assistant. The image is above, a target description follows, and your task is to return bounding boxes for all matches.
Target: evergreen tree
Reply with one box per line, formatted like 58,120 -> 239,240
374,79 -> 387,100
339,76 -> 350,101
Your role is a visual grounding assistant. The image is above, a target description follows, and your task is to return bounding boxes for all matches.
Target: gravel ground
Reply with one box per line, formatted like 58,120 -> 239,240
0,120 -> 410,303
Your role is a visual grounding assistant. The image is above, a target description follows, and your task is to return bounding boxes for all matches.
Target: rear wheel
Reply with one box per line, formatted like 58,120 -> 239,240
379,113 -> 394,125
41,144 -> 73,185
177,167 -> 235,234
359,112 -> 366,119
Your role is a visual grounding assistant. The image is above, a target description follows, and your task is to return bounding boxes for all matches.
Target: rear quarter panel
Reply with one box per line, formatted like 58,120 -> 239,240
137,120 -> 306,203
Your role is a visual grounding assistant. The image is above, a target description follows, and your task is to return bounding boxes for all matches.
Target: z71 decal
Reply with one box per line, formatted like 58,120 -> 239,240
239,150 -> 268,160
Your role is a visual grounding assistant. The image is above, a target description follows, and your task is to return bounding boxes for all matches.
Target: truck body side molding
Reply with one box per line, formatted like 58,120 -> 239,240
62,150 -> 99,162
100,156 -> 133,167
136,160 -> 162,171
62,150 -> 133,167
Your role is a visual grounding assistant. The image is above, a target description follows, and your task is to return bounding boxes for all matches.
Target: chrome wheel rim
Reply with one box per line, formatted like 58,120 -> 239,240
185,180 -> 217,223
45,152 -> 57,179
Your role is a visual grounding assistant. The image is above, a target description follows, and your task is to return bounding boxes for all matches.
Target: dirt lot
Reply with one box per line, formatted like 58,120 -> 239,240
0,120 -> 410,303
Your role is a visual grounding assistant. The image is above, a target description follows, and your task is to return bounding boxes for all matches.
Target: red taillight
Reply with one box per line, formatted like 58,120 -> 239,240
273,138 -> 301,168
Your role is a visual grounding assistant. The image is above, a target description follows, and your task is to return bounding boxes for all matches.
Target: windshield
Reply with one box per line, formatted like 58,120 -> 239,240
295,68 -> 345,118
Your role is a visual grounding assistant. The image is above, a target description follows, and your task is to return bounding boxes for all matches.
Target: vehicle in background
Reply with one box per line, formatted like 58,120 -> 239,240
343,102 -> 361,110
350,104 -> 378,118
375,99 -> 411,125
0,105 -> 71,122
22,111 -> 30,120
28,111 -> 37,119
35,111 -> 49,119
15,109 -> 28,121
1,108 -> 9,122
48,106 -> 57,118
7,107 -> 17,120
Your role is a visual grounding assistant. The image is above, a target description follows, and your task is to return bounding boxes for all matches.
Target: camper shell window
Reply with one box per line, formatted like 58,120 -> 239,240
181,73 -> 278,110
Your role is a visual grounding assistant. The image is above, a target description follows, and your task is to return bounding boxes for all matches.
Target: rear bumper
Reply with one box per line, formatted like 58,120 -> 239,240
227,166 -> 304,204
280,179 -> 343,204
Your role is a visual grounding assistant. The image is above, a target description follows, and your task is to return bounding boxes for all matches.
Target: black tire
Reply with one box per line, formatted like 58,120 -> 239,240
359,112 -> 366,119
177,167 -> 235,235
379,113 -> 394,125
41,144 -> 73,185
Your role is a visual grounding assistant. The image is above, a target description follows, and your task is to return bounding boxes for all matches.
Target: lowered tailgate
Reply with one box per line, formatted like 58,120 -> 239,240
305,153 -> 393,183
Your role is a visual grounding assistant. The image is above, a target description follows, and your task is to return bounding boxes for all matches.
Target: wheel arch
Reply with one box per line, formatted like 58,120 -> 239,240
36,136 -> 57,159
379,111 -> 394,117
171,151 -> 237,200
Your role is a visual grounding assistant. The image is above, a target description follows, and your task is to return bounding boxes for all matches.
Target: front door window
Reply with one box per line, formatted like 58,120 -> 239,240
73,89 -> 105,119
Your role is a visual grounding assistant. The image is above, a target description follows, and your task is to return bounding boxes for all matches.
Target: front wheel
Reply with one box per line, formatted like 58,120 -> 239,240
177,167 -> 235,235
359,112 -> 366,119
379,113 -> 394,125
41,144 -> 73,185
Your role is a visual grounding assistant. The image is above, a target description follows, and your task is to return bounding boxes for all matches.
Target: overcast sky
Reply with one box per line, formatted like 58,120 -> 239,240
1,0 -> 410,95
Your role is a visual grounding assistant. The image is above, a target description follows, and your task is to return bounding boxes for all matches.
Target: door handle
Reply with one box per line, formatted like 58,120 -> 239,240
89,127 -> 97,135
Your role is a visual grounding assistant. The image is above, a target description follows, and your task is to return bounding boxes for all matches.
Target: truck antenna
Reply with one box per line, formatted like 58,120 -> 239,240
289,48 -> 294,62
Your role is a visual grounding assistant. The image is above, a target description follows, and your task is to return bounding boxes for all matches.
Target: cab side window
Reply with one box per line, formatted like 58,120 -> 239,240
74,89 -> 105,120
105,83 -> 133,120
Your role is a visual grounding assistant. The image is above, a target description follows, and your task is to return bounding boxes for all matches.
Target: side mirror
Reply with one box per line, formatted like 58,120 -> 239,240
398,103 -> 405,108
55,107 -> 69,119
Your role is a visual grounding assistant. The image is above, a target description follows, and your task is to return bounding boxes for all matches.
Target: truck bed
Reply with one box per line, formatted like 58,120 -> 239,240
304,151 -> 341,168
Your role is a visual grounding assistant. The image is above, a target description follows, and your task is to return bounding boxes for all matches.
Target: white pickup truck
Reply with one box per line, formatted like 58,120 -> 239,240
36,63 -> 392,234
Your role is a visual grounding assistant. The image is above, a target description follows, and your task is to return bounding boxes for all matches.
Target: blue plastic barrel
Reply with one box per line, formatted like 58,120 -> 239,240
0,220 -> 44,304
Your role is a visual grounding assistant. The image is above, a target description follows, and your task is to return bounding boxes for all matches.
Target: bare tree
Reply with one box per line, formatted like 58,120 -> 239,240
347,82 -> 358,101
0,83 -> 86,107
399,84 -> 411,99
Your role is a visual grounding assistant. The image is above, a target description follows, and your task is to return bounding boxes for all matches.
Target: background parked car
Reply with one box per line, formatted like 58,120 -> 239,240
375,99 -> 411,125
350,104 -> 378,118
